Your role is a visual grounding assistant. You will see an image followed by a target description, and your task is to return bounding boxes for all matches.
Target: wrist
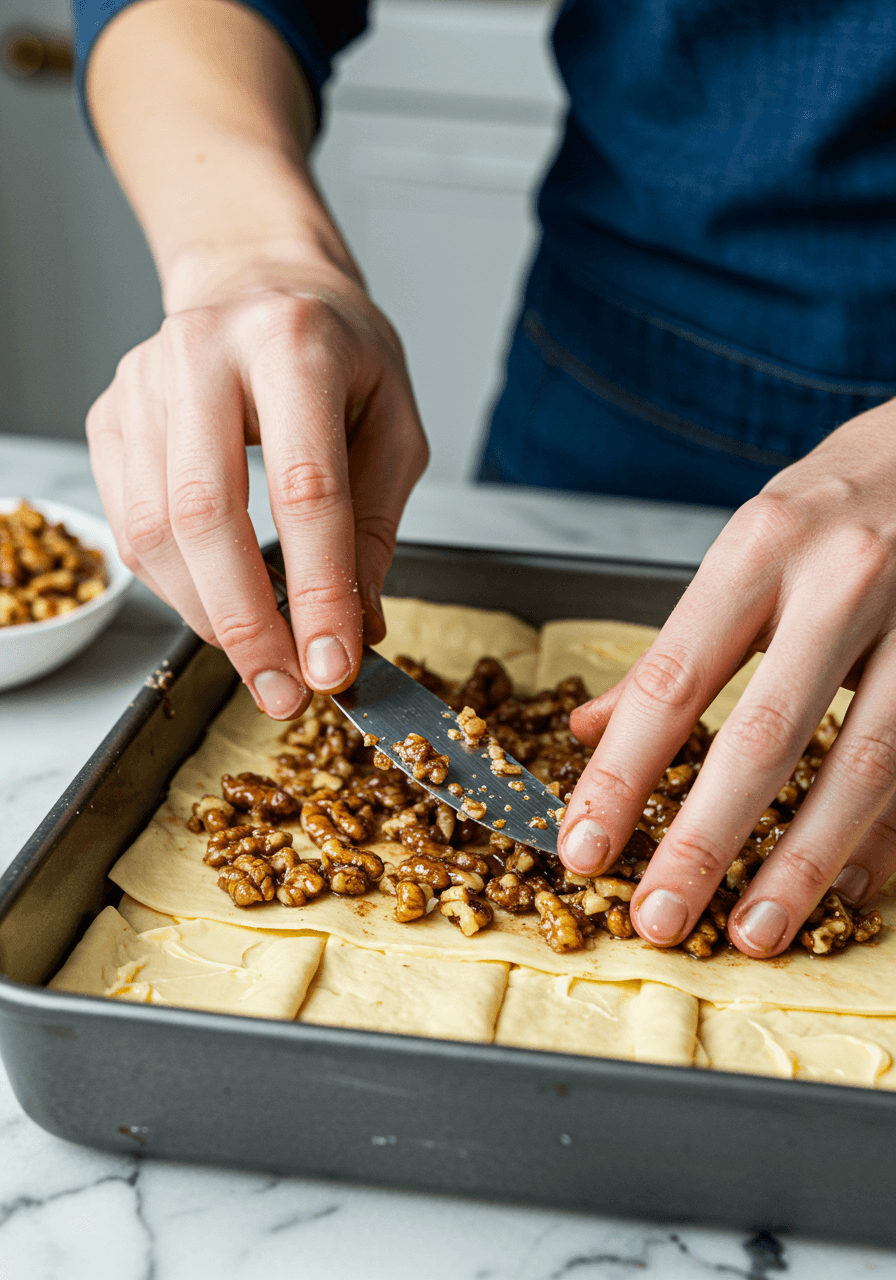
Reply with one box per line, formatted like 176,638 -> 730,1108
162,225 -> 366,316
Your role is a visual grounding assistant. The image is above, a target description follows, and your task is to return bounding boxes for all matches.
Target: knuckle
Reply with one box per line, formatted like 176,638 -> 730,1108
866,812 -> 896,858
124,500 -> 171,557
355,512 -> 399,560
834,526 -> 891,595
251,294 -> 347,365
169,477 -> 231,538
832,730 -> 896,792
662,829 -> 731,879
290,577 -> 355,613
272,459 -> 346,519
160,309 -> 214,360
729,492 -> 805,571
722,701 -> 795,768
772,846 -> 831,896
630,647 -> 700,711
576,764 -> 639,810
213,611 -> 269,651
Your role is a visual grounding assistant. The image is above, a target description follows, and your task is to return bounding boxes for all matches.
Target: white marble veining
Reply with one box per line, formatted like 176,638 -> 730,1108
1,433 -> 893,1279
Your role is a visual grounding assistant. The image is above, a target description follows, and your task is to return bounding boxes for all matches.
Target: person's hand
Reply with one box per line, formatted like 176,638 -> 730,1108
559,400 -> 896,957
87,256 -> 427,718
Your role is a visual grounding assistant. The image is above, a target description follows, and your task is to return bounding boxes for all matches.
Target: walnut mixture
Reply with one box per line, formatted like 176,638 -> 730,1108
189,655 -> 883,961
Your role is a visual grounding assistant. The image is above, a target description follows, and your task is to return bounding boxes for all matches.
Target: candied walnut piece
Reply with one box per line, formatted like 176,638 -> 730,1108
221,772 -> 300,821
604,903 -> 634,938
395,822 -> 448,862
301,796 -> 371,847
373,750 -> 393,771
327,863 -> 370,896
854,908 -> 883,943
457,705 -> 488,746
204,824 -> 292,868
461,797 -> 487,821
319,835 -> 384,882
682,916 -> 718,959
439,886 -> 493,936
188,794 -> 236,834
534,890 -> 585,954
217,866 -> 264,907
798,893 -> 856,956
488,741 -> 522,777
485,872 -> 535,914
397,855 -> 452,893
394,880 -> 435,923
392,733 -> 451,785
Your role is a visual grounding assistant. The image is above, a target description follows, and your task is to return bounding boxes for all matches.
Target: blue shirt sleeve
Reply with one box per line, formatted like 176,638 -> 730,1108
73,0 -> 368,134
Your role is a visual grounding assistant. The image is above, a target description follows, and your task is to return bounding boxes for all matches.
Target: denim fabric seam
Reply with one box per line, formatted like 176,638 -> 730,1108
523,309 -> 801,469
540,248 -> 896,400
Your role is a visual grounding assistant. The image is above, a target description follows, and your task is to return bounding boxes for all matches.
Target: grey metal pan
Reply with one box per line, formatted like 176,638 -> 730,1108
1,542 -> 893,1247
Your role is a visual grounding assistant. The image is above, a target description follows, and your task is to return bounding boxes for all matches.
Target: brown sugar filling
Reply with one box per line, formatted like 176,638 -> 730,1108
187,654 -> 882,960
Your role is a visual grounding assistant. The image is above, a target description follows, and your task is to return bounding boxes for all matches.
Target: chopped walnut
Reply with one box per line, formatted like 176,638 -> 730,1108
221,773 -> 299,823
487,742 -> 522,777
603,904 -> 634,938
396,855 -> 452,893
439,886 -> 493,936
363,733 -> 380,747
461,797 -> 487,821
319,835 -> 384,882
392,733 -> 451,785
682,916 -> 718,959
394,880 -> 435,923
204,824 -> 293,869
457,705 -> 488,746
534,890 -> 585,953
485,872 -> 536,913
187,794 -> 236,834
301,796 -> 372,847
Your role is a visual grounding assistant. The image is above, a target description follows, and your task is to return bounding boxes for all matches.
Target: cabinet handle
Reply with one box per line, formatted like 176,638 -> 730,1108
1,28 -> 73,81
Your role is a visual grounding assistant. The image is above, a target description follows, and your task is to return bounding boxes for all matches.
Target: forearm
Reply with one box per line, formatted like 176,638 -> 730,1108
87,0 -> 362,311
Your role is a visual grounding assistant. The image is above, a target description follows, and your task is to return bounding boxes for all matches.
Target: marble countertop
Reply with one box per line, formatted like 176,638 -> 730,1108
1,433 -> 893,1279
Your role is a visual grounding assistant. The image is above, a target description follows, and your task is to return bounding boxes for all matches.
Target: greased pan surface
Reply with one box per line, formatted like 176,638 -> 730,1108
1,543 -> 893,1246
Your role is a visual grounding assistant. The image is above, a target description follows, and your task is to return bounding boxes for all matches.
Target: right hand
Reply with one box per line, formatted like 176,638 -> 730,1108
87,255 -> 428,719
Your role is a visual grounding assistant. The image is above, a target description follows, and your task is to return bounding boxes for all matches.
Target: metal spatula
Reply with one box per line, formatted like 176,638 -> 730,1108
332,649 -> 561,854
264,563 -> 561,853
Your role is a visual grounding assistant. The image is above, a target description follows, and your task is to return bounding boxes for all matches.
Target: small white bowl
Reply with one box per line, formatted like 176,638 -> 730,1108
0,499 -> 133,692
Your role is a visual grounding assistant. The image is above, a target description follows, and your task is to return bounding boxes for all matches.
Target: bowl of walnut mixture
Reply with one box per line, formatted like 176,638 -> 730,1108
0,499 -> 132,690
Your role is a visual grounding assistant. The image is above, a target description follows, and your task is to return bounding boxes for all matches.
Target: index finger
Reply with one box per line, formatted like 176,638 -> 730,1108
249,297 -> 364,693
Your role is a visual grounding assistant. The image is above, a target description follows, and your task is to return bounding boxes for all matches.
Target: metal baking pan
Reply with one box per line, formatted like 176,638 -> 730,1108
1,542 -> 894,1247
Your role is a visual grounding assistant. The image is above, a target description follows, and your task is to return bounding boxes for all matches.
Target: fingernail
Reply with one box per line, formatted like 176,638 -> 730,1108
367,582 -> 384,624
561,819 -> 609,874
253,669 -> 305,719
739,900 -> 789,952
833,865 -> 870,904
635,889 -> 689,945
306,635 -> 352,689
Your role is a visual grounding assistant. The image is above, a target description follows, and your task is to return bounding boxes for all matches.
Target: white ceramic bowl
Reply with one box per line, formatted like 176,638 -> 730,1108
0,499 -> 133,692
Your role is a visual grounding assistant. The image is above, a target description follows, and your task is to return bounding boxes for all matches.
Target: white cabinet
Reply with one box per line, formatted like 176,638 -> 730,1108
313,1 -> 564,481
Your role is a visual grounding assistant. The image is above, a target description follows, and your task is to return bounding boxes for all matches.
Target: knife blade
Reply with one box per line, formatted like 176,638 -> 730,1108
332,648 -> 562,855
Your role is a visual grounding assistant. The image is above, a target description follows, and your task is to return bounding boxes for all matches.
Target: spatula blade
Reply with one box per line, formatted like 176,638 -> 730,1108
332,648 -> 562,855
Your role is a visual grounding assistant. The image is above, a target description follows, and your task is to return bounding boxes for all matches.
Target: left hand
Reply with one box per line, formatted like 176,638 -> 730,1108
558,399 -> 896,957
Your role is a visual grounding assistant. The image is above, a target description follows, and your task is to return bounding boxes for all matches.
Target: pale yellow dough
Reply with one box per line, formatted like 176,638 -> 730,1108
50,905 -> 324,1020
58,598 -> 894,1087
299,937 -> 508,1042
